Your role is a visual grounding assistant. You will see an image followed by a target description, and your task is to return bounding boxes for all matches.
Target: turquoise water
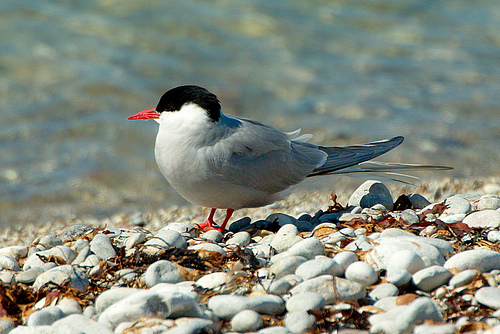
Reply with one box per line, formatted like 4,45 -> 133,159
1,0 -> 499,225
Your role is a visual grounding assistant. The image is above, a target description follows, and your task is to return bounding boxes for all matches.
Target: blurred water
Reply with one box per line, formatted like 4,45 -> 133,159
1,0 -> 499,226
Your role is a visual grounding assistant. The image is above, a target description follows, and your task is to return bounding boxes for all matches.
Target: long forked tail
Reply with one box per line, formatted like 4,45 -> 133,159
307,136 -> 452,185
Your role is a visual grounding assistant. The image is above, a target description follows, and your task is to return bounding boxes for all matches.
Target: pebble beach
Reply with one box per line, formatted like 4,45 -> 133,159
1,177 -> 500,333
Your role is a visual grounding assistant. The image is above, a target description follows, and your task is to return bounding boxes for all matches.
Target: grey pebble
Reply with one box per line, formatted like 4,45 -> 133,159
285,292 -> 325,312
27,306 -> 64,326
124,232 -> 146,249
369,297 -> 443,334
413,323 -> 456,334
0,318 -> 14,333
449,269 -> 479,289
72,246 -> 91,265
94,287 -> 142,313
443,195 -> 471,215
89,234 -> 116,261
412,266 -> 453,292
98,290 -> 204,328
189,242 -> 227,255
368,283 -> 399,301
73,239 -> 89,252
144,260 -> 186,287
38,234 -> 63,247
144,229 -> 187,249
208,294 -> 284,320
257,326 -> 291,334
386,249 -> 426,275
231,309 -> 263,332
345,261 -> 378,287
386,269 -> 412,287
444,249 -> 500,273
201,229 -> 223,242
228,216 -> 252,233
475,287 -> 500,309
0,254 -> 20,271
462,210 -> 500,228
284,311 -> 315,333
400,209 -> 419,225
60,223 -> 94,242
269,280 -> 293,295
478,195 -> 500,211
488,230 -> 500,243
295,257 -> 343,280
196,272 -> 228,289
348,180 -> 394,211
270,256 -> 307,278
289,275 -> 366,304
226,231 -> 251,247
15,267 -> 45,284
0,245 -> 28,259
407,193 -> 431,209
51,314 -> 114,334
23,246 -> 76,270
439,214 -> 466,224
266,213 -> 297,227
333,251 -> 359,272
0,271 -> 14,285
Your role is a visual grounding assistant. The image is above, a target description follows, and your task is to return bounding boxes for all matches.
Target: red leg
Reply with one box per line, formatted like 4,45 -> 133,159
219,208 -> 234,231
195,208 -> 234,233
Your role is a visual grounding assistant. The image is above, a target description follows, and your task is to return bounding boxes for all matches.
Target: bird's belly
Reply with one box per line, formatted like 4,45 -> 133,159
155,145 -> 276,209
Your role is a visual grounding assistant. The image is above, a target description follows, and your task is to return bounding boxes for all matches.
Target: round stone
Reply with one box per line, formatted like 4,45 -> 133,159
295,257 -> 343,280
285,292 -> 325,312
443,196 -> 471,215
144,260 -> 186,287
345,261 -> 378,287
231,310 -> 262,332
285,311 -> 316,333
386,250 -> 426,275
475,287 -> 500,309
412,266 -> 453,292
463,210 -> 500,228
348,181 -> 394,210
90,234 -> 116,261
444,250 -> 500,273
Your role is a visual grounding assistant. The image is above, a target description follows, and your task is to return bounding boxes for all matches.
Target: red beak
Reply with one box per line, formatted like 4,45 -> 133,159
127,108 -> 160,120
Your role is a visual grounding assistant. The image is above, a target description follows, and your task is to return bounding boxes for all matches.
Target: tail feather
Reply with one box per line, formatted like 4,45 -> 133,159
307,136 -> 452,184
308,136 -> 404,176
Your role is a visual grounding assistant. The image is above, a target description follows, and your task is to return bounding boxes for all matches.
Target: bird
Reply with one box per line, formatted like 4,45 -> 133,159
127,85 -> 451,233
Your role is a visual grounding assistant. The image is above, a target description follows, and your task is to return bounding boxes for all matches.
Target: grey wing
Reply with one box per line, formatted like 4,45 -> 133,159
308,136 -> 405,176
212,119 -> 327,194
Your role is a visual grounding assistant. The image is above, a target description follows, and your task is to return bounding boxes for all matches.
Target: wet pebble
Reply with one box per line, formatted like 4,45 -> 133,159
348,180 -> 394,210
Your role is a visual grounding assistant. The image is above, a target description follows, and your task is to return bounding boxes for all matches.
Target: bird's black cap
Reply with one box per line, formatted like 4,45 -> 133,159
156,85 -> 221,122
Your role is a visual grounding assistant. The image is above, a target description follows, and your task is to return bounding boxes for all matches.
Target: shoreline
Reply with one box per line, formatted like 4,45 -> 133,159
1,176 -> 498,248
0,177 -> 500,332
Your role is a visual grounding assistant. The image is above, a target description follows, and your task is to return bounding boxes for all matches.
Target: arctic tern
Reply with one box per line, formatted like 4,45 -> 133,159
127,85 -> 450,232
